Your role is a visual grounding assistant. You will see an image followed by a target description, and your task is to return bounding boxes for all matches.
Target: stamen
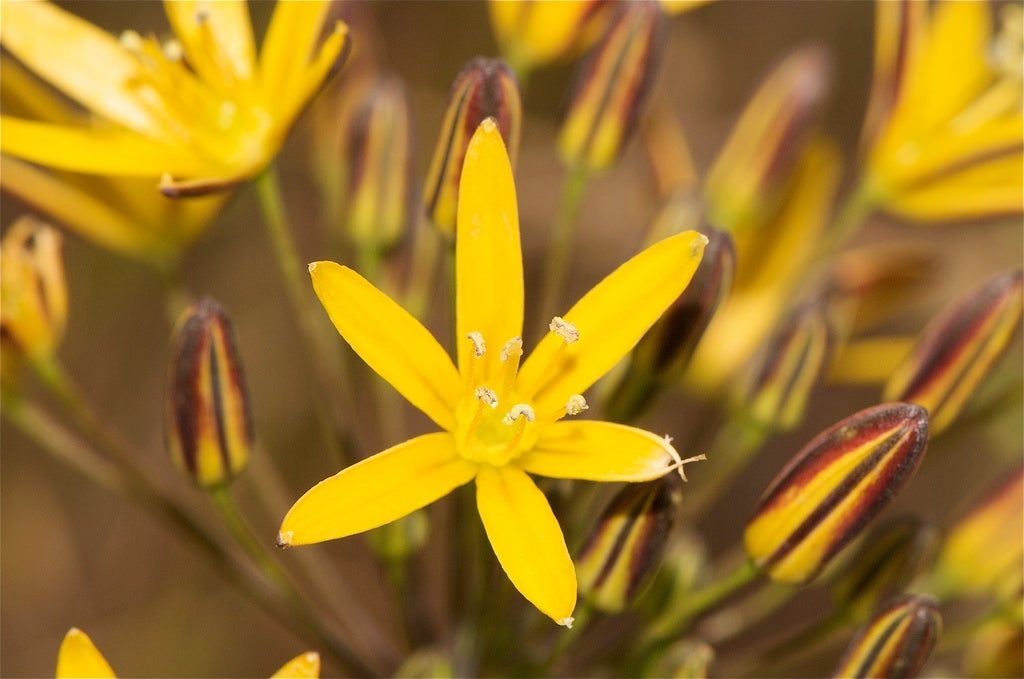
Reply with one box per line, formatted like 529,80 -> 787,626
498,336 -> 524,400
565,395 -> 589,416
475,386 -> 499,408
670,453 -> 708,482
163,39 -> 184,61
549,316 -> 580,344
558,616 -> 575,628
467,331 -> 487,357
500,337 -> 523,362
119,30 -> 144,52
502,403 -> 536,425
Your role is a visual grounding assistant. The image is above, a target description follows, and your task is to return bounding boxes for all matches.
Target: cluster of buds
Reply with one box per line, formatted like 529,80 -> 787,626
164,298 -> 253,488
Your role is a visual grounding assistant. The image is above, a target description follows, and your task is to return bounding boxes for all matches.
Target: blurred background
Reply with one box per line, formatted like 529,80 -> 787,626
2,1 -> 1021,677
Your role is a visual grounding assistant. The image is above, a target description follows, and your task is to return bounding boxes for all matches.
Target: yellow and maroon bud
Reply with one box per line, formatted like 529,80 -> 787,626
737,299 -> 832,431
931,469 -> 1023,605
704,46 -> 832,233
745,403 -> 930,585
423,58 -> 521,237
884,270 -> 1024,435
830,515 -> 939,623
832,595 -> 941,679
558,0 -> 667,172
652,639 -> 715,679
0,216 -> 67,362
577,475 -> 682,612
488,0 -> 611,74
165,298 -> 253,488
344,76 -> 414,253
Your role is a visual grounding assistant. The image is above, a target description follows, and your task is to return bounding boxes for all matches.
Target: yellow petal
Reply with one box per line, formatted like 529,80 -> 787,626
280,433 -> 476,546
260,0 -> 331,101
272,21 -> 351,133
164,0 -> 256,87
455,119 -> 525,380
56,628 -> 116,679
520,420 -> 681,482
475,466 -> 576,624
884,154 -> 1024,222
0,58 -> 82,124
517,230 -> 705,414
828,336 -> 916,385
270,652 -> 320,679
0,1 -> 164,137
309,261 -> 462,431
0,117 -> 209,177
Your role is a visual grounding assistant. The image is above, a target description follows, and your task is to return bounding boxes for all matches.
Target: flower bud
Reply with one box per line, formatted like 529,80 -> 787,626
423,58 -> 521,237
832,595 -> 941,679
0,216 -> 67,361
931,469 -> 1023,605
705,46 -> 831,233
737,299 -> 832,431
488,0 -> 611,73
577,475 -> 682,612
558,1 -> 666,172
884,270 -> 1024,435
344,76 -> 413,253
829,516 -> 939,623
745,403 -> 930,585
165,298 -> 253,488
652,639 -> 715,679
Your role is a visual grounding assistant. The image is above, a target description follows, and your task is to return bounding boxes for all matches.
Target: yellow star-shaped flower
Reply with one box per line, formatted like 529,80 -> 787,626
279,119 -> 707,625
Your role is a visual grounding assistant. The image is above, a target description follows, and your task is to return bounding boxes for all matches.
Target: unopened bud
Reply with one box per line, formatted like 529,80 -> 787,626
165,298 -> 253,488
705,46 -> 831,233
885,270 -> 1023,435
832,595 -> 941,679
745,403 -> 929,584
738,299 -> 832,431
830,516 -> 939,623
0,216 -> 67,361
344,76 -> 413,252
424,58 -> 521,236
932,469 -> 1023,605
577,475 -> 682,612
652,639 -> 715,679
558,1 -> 666,171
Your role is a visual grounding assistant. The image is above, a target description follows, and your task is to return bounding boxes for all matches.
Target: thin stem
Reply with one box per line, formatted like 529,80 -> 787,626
814,181 -> 878,263
209,485 -> 292,591
537,164 -> 591,335
254,166 -> 350,467
403,220 -> 444,321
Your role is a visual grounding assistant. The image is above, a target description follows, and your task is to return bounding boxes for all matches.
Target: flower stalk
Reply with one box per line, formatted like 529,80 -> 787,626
537,163 -> 591,335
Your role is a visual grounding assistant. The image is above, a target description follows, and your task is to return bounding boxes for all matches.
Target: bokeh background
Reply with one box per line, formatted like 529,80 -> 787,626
2,1 -> 1021,677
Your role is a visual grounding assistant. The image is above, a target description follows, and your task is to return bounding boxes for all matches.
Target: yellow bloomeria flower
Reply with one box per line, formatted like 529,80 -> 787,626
279,120 -> 707,625
0,0 -> 349,260
55,627 -> 320,679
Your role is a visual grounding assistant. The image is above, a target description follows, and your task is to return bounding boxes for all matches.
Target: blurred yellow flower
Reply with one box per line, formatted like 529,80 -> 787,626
862,0 -> 1023,221
0,1 -> 349,260
279,120 -> 706,625
55,628 -> 320,678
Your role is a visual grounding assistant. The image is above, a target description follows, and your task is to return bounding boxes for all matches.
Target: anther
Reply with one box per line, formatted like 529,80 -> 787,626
565,395 -> 589,416
163,39 -> 184,61
692,233 -> 710,256
672,453 -> 708,482
500,337 -> 523,362
119,30 -> 143,52
467,331 -> 487,357
550,316 -> 580,344
475,387 -> 499,408
276,531 -> 294,549
503,403 -> 535,425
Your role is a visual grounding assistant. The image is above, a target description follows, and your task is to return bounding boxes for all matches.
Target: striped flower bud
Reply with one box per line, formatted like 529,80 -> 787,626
0,216 -> 67,362
652,639 -> 715,679
884,270 -> 1024,435
931,469 -> 1023,604
344,76 -> 413,253
830,516 -> 939,622
423,58 -> 521,237
832,595 -> 941,679
745,403 -> 930,585
165,298 -> 252,488
738,299 -> 832,431
705,46 -> 831,233
577,475 -> 682,612
558,1 -> 666,172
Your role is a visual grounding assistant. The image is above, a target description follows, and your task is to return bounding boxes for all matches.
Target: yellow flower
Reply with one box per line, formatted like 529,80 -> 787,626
862,0 -> 1023,221
55,627 -> 319,679
0,1 -> 349,259
279,119 -> 706,625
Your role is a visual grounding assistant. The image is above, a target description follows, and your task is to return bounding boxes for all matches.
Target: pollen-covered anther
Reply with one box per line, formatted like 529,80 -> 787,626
549,316 -> 580,344
276,531 -> 294,549
672,453 -> 708,482
692,233 -> 710,255
475,386 -> 499,408
467,331 -> 487,357
565,395 -> 589,416
162,39 -> 183,61
503,403 -> 536,425
558,616 -> 575,629
119,29 -> 144,52
500,336 -> 523,362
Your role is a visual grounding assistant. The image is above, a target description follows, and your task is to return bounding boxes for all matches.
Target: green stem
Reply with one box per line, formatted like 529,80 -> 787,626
537,164 -> 591,335
209,485 -> 291,591
403,221 -> 444,321
254,166 -> 350,468
814,181 -> 878,262
2,396 -> 373,675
